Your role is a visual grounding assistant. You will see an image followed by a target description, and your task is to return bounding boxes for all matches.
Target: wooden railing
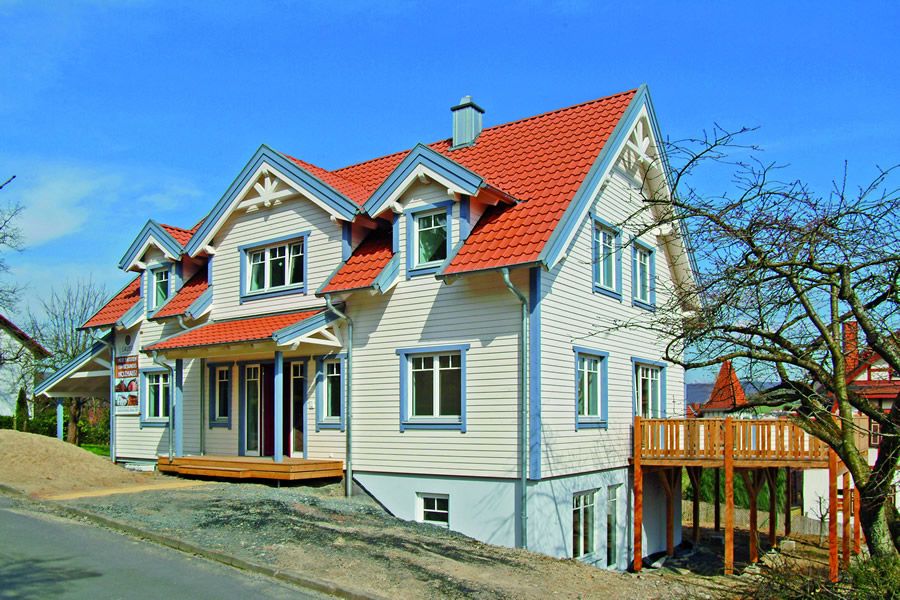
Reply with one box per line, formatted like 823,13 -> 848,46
635,416 -> 868,464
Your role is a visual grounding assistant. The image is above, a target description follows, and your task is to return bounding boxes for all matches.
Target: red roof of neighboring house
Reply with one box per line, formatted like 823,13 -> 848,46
0,314 -> 50,358
701,361 -> 748,413
320,232 -> 393,294
145,309 -> 324,351
279,88 -> 637,275
153,269 -> 209,319
82,277 -> 142,329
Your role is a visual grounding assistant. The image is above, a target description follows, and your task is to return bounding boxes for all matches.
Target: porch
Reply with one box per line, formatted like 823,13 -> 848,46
157,455 -> 344,481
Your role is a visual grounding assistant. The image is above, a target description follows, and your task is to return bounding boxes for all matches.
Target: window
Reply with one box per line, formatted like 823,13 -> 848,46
632,242 -> 655,309
592,219 -> 621,299
146,371 -> 170,420
573,491 -> 596,559
574,347 -> 608,429
415,210 -> 448,266
240,234 -> 308,301
606,485 -> 619,568
291,362 -> 306,456
397,345 -> 469,432
208,364 -> 232,429
316,355 -> 344,430
870,417 -> 882,448
245,365 -> 260,454
151,268 -> 170,310
419,493 -> 449,527
634,362 -> 664,418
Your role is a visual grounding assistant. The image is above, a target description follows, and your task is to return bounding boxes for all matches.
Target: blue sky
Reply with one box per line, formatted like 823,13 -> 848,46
2,1 -> 898,380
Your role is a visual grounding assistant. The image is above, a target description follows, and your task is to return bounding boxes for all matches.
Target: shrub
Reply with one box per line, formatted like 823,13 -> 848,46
739,554 -> 900,599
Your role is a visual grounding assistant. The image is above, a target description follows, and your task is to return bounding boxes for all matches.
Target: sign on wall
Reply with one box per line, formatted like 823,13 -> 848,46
114,355 -> 140,415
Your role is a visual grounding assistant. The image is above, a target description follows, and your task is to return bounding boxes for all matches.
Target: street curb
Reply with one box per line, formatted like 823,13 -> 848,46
0,485 -> 383,600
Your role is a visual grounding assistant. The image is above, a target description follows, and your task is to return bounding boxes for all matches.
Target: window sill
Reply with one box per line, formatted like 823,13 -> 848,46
209,420 -> 231,429
593,285 -> 622,301
576,419 -> 608,431
140,419 -> 169,428
316,419 -> 343,432
406,264 -> 442,279
401,419 -> 465,432
240,285 -> 307,304
632,299 -> 656,312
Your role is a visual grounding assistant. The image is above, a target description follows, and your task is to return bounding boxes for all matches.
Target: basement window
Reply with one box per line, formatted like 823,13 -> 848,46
419,493 -> 449,527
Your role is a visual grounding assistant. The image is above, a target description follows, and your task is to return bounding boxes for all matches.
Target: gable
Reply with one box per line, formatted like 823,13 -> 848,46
118,220 -> 184,271
186,145 -> 360,257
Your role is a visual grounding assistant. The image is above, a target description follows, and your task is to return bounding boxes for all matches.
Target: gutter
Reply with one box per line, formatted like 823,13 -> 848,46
500,267 -> 528,549
324,294 -> 353,498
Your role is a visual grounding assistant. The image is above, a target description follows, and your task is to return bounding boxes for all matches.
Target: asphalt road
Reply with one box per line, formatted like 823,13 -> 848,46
0,496 -> 329,600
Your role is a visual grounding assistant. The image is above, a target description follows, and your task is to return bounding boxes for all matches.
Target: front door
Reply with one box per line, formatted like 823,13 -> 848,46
244,365 -> 262,456
289,362 -> 306,457
243,362 -> 294,458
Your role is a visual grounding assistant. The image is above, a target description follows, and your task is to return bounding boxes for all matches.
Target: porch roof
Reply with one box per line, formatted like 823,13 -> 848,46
35,338 -> 111,399
144,308 -> 326,352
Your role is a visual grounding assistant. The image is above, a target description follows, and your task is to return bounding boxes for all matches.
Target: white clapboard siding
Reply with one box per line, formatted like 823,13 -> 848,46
345,182 -> 522,478
539,168 -> 685,478
210,194 -> 342,320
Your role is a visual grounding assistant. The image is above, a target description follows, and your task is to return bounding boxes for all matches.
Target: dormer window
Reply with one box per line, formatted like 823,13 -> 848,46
416,210 -> 448,266
240,232 -> 309,302
150,267 -> 170,311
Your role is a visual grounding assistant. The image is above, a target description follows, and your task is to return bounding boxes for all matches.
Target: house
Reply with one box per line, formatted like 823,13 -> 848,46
35,86 -> 696,567
801,322 -> 900,519
0,314 -> 50,416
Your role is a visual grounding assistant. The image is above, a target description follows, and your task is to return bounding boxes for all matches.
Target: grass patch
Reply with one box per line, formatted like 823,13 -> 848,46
81,444 -> 109,457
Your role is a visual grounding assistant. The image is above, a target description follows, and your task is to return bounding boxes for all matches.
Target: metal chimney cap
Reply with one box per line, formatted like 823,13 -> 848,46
451,95 -> 485,114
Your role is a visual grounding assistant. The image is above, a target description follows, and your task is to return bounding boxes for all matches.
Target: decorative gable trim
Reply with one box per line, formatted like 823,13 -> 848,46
118,220 -> 184,271
186,145 -> 359,257
273,310 -> 340,347
362,144 -> 483,218
539,84 -> 666,269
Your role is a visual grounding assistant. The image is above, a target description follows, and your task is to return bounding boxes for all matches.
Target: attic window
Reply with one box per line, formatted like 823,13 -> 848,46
151,268 -> 170,310
415,210 -> 448,267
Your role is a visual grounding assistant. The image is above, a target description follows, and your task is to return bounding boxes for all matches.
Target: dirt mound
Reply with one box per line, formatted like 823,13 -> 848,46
0,430 -> 156,497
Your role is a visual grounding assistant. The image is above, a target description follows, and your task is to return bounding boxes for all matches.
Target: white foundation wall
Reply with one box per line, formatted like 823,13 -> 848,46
638,470 -> 682,556
528,468 -> 631,567
355,472 -> 518,548
539,167 -> 686,478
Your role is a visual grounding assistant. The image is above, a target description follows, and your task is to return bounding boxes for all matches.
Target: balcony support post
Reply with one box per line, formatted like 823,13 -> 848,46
633,415 -> 643,572
828,449 -> 839,582
724,417 -> 734,575
842,471 -> 851,569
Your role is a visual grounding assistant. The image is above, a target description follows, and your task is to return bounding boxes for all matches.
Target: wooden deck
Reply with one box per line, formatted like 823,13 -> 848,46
157,455 -> 344,481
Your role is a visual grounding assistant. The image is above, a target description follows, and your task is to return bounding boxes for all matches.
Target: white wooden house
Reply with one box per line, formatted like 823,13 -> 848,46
0,314 -> 50,416
36,86 -> 696,567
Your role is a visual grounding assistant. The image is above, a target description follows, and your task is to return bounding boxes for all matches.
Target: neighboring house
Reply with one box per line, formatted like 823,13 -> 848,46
36,86 -> 696,567
0,314 -> 50,416
686,361 -> 759,418
802,322 -> 900,518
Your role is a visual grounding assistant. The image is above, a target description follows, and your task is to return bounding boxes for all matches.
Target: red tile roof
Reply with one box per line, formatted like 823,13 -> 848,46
160,220 -> 204,247
701,361 -> 748,413
320,232 -> 393,294
82,277 -> 142,329
153,269 -> 208,319
145,309 -> 324,351
278,88 -> 637,275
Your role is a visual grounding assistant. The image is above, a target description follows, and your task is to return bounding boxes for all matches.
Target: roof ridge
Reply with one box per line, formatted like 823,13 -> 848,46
329,88 -> 637,175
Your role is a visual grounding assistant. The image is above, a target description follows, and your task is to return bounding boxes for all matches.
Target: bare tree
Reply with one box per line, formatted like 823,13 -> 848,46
612,127 -> 900,559
0,175 -> 23,314
28,279 -> 108,445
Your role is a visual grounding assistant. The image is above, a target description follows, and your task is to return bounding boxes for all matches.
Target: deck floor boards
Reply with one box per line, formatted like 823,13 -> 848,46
157,455 -> 344,482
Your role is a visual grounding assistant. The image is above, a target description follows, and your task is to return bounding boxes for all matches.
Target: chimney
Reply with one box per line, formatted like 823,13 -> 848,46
843,321 -> 859,372
451,95 -> 484,149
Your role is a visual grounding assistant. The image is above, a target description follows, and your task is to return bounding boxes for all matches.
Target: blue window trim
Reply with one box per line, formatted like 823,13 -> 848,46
139,366 -> 171,428
315,353 -> 346,431
145,262 -> 175,317
341,222 -> 352,261
631,239 -> 656,311
238,231 -> 310,304
287,359 -> 309,458
573,346 -> 609,430
207,362 -> 234,429
591,216 -> 623,302
630,357 -> 667,418
396,344 -> 469,432
405,201 -> 454,279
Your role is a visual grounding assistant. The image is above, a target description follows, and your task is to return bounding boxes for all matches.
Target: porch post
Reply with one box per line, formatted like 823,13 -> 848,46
56,399 -> 64,440
273,351 -> 283,463
174,360 -> 184,457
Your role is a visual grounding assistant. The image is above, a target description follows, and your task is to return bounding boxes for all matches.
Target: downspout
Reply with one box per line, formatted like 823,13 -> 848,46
325,294 -> 353,498
152,350 -> 175,461
501,267 -> 529,549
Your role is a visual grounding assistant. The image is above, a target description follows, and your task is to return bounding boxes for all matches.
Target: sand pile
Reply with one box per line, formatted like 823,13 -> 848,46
0,430 -> 156,497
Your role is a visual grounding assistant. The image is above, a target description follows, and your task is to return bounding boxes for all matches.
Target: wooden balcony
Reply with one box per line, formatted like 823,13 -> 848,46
157,455 -> 344,481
